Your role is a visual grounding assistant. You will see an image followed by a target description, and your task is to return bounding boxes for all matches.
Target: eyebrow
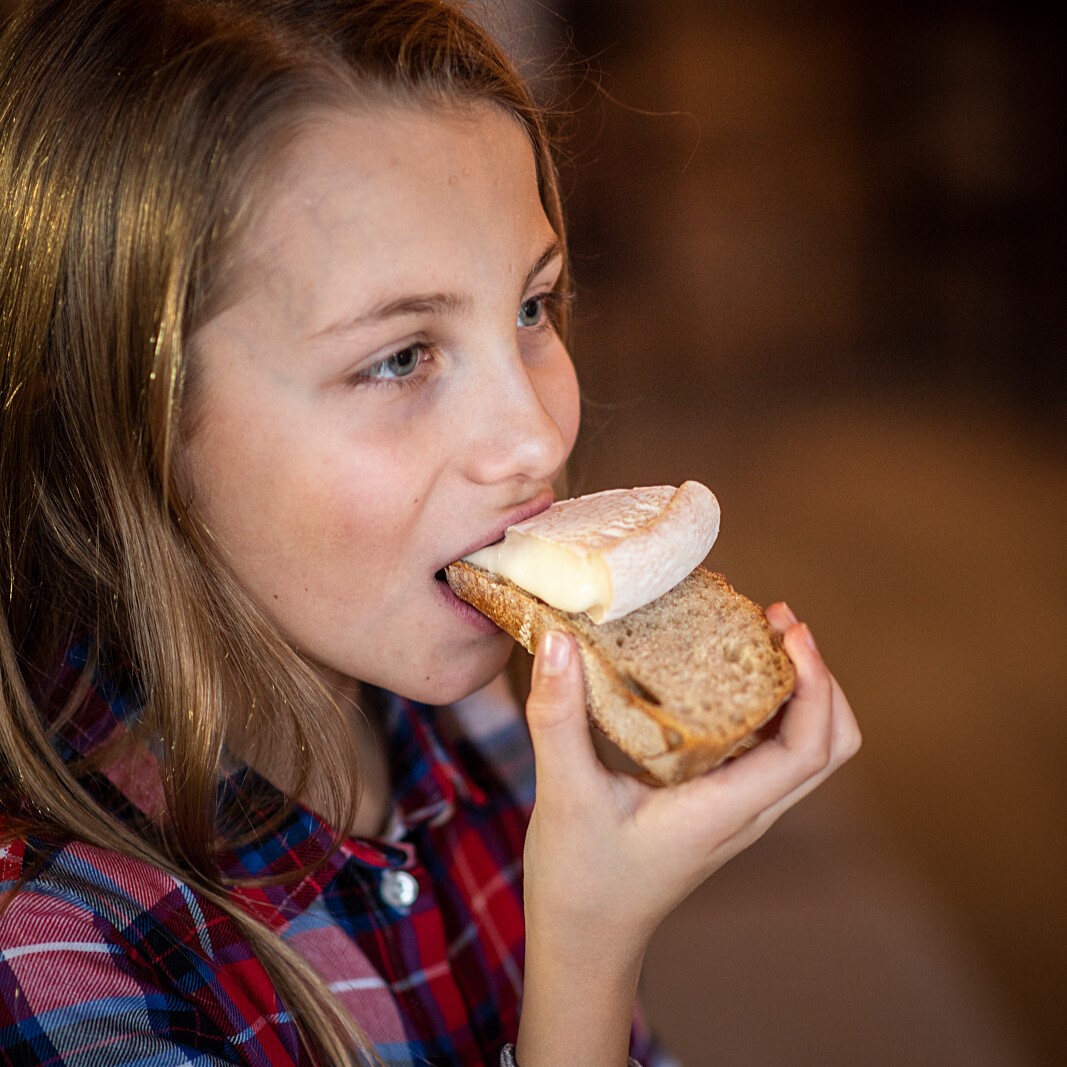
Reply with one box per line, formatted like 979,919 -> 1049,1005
314,238 -> 563,338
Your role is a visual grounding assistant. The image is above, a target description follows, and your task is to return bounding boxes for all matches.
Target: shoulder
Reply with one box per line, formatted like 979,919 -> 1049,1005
1,831 -> 237,969
0,832 -> 304,1065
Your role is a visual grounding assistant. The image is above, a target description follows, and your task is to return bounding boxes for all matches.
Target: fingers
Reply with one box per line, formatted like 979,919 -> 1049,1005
767,602 -> 860,765
774,609 -> 861,767
525,632 -> 601,799
777,620 -> 836,766
688,606 -> 859,821
748,609 -> 861,821
765,600 -> 798,633
829,673 -> 862,760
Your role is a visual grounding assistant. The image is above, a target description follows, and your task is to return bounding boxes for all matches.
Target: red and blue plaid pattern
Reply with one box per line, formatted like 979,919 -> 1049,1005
1,654 -> 669,1065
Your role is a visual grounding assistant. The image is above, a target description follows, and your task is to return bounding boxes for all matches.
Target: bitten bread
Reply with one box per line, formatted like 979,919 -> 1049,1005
445,561 -> 796,785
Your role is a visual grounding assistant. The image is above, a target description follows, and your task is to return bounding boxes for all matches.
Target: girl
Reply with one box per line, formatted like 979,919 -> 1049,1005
0,1 -> 860,1064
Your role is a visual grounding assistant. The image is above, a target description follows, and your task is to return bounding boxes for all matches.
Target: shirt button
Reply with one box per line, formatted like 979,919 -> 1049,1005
379,869 -> 420,910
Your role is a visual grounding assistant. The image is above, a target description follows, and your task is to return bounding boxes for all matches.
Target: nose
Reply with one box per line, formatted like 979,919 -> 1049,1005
462,347 -> 577,487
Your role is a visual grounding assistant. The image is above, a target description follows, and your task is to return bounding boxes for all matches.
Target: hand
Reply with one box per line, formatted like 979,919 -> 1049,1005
522,602 -> 861,967
515,603 -> 859,1065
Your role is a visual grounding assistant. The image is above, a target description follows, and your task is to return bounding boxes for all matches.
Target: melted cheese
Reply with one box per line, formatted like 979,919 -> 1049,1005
463,482 -> 720,622
464,532 -> 614,616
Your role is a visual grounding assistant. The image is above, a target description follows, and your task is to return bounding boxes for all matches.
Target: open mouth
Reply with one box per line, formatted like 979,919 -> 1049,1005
436,533 -> 505,584
434,562 -> 500,634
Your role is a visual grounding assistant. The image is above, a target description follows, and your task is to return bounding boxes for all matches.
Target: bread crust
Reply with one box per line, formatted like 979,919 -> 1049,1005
445,562 -> 796,785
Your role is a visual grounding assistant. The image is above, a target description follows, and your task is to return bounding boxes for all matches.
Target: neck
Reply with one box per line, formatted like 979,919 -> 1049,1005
227,672 -> 393,839
315,673 -> 393,838
346,691 -> 392,838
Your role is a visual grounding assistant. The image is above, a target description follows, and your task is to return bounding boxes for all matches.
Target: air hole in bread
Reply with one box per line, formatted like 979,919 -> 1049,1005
622,673 -> 661,707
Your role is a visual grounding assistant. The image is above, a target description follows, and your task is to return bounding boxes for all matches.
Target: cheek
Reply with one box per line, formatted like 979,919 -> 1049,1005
240,436 -> 424,572
183,427 -> 432,663
181,386 -> 396,579
543,348 -> 582,454
312,455 -> 421,565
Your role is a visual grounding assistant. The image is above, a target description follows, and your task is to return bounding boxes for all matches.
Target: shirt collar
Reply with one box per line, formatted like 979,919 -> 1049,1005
385,690 -> 488,826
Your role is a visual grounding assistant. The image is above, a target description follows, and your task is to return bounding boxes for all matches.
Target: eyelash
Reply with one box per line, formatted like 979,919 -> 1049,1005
353,288 -> 571,390
354,343 -> 431,390
518,290 -> 569,332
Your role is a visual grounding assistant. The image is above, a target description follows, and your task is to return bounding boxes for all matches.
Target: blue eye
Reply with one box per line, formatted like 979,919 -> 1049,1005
518,296 -> 545,328
363,344 -> 424,381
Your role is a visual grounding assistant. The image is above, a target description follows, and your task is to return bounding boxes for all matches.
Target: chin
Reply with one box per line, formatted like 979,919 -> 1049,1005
391,638 -> 512,706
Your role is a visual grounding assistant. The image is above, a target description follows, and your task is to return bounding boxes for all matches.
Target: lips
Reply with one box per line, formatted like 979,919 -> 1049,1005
436,489 -> 554,581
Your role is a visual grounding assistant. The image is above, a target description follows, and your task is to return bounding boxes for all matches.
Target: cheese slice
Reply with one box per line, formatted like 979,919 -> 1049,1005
463,481 -> 720,623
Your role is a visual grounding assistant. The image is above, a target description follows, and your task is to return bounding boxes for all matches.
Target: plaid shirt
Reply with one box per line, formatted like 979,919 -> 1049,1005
0,651 -> 669,1066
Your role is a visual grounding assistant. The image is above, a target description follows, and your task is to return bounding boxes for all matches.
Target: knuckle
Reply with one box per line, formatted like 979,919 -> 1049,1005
840,719 -> 863,760
800,731 -> 834,776
525,689 -> 571,730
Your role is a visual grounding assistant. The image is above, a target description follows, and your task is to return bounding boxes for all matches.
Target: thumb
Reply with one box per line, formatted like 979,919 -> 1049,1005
526,631 -> 598,790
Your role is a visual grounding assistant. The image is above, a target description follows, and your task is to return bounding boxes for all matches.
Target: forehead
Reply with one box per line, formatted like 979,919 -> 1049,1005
240,100 -> 546,261
203,99 -> 555,335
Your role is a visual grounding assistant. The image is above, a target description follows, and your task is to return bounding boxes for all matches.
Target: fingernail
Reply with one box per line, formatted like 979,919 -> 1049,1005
538,631 -> 570,677
780,602 -> 799,625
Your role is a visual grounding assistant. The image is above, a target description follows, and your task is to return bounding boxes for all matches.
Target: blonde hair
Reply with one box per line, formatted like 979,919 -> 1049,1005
0,0 -> 569,1061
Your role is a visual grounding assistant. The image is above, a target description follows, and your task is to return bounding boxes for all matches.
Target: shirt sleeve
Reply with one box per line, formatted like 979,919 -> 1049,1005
0,837 -> 304,1066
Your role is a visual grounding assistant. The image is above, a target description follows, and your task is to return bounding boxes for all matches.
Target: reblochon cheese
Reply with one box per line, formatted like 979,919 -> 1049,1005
463,481 -> 720,623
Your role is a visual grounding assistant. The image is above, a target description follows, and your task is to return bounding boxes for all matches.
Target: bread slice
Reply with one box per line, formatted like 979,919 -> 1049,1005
445,561 -> 796,785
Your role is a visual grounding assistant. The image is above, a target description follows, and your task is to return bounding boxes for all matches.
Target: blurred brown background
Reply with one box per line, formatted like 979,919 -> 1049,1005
480,1 -> 1066,1064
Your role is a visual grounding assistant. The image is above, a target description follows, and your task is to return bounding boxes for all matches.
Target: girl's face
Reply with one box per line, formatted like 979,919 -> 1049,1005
183,103 -> 579,705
